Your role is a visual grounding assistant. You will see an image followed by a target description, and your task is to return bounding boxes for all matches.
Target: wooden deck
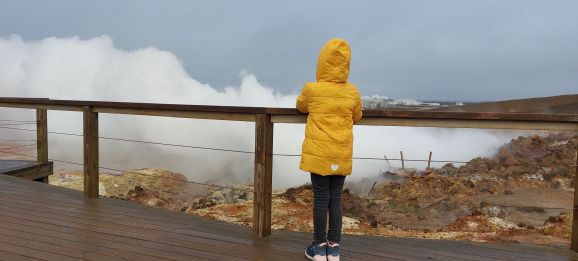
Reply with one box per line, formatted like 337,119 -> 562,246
0,160 -> 52,182
0,175 -> 577,261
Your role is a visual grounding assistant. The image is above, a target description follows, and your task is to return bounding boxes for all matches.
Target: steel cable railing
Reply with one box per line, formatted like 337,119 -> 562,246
1,120 -> 577,209
2,126 -> 576,167
0,146 -> 575,210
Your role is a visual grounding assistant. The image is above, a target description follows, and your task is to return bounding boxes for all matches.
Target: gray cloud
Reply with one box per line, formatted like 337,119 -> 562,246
1,0 -> 577,101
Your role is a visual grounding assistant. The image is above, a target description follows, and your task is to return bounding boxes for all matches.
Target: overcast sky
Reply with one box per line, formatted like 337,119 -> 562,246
1,0 -> 577,101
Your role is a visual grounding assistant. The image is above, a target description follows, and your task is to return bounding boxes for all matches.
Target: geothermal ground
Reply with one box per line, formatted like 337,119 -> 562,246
2,132 -> 576,249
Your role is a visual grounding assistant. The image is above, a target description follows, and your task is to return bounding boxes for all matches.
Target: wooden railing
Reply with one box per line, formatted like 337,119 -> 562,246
1,97 -> 578,250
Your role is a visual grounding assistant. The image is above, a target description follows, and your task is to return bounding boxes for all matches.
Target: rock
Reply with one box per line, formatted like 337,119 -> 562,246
478,186 -> 494,194
435,163 -> 459,176
465,179 -> 476,188
466,221 -> 480,232
223,188 -> 234,203
134,185 -> 144,194
525,173 -> 544,181
342,216 -> 360,229
98,182 -> 107,196
550,179 -> 561,188
485,206 -> 506,219
147,198 -> 162,207
448,181 -> 467,195
211,191 -> 224,201
417,215 -> 426,221
370,220 -> 378,228
504,189 -> 514,195
489,217 -> 518,229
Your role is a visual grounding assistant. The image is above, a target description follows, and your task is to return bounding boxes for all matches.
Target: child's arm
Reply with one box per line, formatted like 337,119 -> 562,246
296,84 -> 309,113
353,92 -> 362,123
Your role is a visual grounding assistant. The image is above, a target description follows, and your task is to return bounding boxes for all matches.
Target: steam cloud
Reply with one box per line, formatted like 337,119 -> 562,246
0,35 -> 524,188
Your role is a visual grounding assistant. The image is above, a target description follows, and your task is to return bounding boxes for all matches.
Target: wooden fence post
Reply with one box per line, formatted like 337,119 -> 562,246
571,140 -> 578,252
400,151 -> 405,169
253,113 -> 273,237
427,151 -> 432,169
36,109 -> 49,183
83,106 -> 99,199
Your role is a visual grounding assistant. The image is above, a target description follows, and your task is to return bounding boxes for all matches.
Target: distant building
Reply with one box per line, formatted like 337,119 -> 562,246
362,95 -> 464,110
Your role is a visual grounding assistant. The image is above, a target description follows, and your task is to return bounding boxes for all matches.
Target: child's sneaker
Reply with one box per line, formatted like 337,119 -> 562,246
305,242 -> 327,261
326,241 -> 340,261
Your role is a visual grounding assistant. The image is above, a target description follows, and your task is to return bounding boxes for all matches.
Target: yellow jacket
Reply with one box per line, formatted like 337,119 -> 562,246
296,38 -> 362,176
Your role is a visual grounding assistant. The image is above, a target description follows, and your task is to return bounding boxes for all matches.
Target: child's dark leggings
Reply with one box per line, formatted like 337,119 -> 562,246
311,173 -> 346,245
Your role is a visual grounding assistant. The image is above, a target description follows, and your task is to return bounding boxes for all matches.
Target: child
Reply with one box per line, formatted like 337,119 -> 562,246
297,38 -> 362,261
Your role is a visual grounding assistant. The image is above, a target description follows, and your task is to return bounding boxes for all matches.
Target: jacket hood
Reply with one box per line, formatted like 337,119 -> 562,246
316,38 -> 351,83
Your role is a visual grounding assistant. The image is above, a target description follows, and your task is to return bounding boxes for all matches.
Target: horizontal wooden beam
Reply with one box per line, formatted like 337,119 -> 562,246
271,114 -> 578,131
94,107 -> 256,122
0,102 -> 82,111
0,97 -> 577,126
0,98 -> 270,114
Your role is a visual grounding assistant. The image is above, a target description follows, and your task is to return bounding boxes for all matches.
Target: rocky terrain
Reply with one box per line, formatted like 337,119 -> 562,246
9,132 -> 576,248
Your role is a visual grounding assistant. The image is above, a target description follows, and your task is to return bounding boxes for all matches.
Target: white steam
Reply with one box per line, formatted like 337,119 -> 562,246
0,35 -> 526,189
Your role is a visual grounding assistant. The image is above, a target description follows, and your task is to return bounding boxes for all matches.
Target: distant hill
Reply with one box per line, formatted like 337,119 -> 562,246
429,94 -> 578,114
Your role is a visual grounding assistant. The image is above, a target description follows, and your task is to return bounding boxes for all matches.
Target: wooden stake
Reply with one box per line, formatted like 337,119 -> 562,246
253,114 -> 273,237
571,139 -> 578,252
83,106 -> 99,199
400,151 -> 405,169
427,151 -> 433,169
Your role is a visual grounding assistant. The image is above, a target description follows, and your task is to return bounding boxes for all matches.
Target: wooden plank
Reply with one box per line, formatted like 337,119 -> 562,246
0,241 -> 78,261
572,141 -> 578,252
36,108 -> 48,164
94,107 -> 255,122
0,102 -> 82,111
0,232 -> 124,261
0,219 -> 182,261
0,250 -> 42,261
0,98 -> 269,114
83,106 -> 99,199
1,175 -> 578,261
2,162 -> 52,180
253,113 -> 273,237
0,205 -> 276,261
0,192 -> 283,260
271,114 -> 578,131
0,160 -> 44,173
0,175 -> 571,261
1,97 -> 578,123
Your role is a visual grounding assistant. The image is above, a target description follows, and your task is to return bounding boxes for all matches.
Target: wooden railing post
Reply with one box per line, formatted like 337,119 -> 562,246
35,108 -> 49,183
570,138 -> 578,252
83,106 -> 99,199
253,113 -> 273,237
36,109 -> 48,163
